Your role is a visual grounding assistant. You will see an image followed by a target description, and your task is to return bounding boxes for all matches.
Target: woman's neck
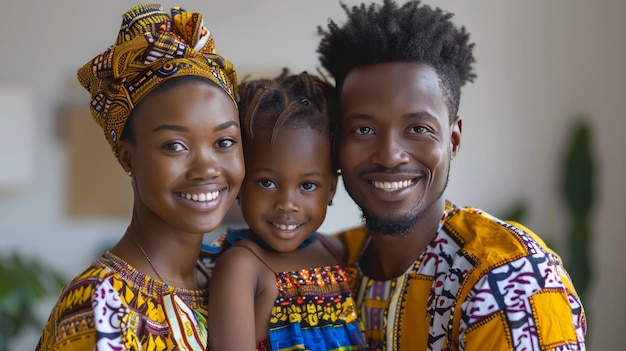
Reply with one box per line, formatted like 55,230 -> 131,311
110,220 -> 206,290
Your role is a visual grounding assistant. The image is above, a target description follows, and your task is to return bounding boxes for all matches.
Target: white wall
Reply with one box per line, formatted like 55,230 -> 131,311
1,1 -> 623,349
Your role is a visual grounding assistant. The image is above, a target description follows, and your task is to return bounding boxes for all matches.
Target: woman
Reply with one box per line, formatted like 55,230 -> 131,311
36,4 -> 244,350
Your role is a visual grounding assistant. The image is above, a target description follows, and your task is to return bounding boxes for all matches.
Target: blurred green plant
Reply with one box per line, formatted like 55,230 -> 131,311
0,251 -> 66,351
561,118 -> 595,303
500,201 -> 528,224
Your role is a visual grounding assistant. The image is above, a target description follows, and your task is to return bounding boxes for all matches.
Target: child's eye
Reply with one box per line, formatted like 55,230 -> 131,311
258,179 -> 277,189
163,141 -> 186,152
300,182 -> 318,192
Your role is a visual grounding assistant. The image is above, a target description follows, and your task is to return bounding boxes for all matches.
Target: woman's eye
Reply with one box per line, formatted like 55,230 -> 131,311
217,138 -> 236,148
258,179 -> 277,189
354,126 -> 373,135
163,142 -> 186,151
300,182 -> 318,191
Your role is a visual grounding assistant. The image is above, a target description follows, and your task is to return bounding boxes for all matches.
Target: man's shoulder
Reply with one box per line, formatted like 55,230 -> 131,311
443,206 -> 553,256
332,226 -> 368,266
444,205 -> 585,349
334,226 -> 368,241
445,204 -> 558,264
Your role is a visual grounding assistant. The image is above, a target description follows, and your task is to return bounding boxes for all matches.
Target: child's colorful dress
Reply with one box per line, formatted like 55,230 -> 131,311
217,229 -> 367,351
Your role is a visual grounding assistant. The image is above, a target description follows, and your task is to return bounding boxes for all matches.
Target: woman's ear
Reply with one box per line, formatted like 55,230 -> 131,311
117,140 -> 134,176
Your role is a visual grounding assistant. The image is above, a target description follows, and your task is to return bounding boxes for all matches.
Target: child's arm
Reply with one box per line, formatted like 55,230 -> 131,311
209,246 -> 260,350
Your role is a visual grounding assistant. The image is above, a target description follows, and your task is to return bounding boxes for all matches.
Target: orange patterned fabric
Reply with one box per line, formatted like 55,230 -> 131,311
35,252 -> 209,351
77,4 -> 237,155
337,201 -> 586,350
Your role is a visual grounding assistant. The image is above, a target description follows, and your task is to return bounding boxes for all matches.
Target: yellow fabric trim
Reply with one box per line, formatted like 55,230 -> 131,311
395,275 -> 432,350
463,310 -> 513,350
48,333 -> 95,351
531,289 -> 578,349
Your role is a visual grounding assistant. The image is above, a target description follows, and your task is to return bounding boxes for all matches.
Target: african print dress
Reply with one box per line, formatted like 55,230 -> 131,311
257,263 -> 367,351
36,252 -> 209,351
218,229 -> 367,351
337,201 -> 586,351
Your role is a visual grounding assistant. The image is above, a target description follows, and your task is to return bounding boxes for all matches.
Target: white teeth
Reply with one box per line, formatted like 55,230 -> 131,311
372,180 -> 413,192
179,191 -> 219,202
273,223 -> 299,231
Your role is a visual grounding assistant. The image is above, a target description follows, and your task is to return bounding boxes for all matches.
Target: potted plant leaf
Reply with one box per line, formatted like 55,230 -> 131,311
0,251 -> 66,351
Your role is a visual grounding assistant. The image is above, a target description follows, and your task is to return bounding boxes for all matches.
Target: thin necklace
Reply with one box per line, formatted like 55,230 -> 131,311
128,232 -> 200,290
128,233 -> 166,282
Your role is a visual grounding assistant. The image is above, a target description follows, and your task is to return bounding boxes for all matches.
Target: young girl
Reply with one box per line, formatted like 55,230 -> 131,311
208,70 -> 366,350
36,4 -> 244,350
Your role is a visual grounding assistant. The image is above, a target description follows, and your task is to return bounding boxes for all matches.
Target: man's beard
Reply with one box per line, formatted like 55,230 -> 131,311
361,206 -> 423,235
359,172 -> 449,236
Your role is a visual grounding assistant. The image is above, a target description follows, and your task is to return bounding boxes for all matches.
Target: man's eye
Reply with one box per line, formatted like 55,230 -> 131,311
410,126 -> 428,134
258,179 -> 276,189
355,126 -> 373,134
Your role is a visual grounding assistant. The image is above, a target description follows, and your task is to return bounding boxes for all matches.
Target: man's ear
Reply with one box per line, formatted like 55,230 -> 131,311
117,140 -> 134,175
451,116 -> 462,159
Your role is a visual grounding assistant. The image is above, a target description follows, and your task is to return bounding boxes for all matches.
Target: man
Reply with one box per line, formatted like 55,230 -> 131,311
317,1 -> 586,350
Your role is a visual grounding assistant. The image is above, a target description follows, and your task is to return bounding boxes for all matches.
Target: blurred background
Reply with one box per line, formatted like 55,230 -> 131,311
0,0 -> 623,349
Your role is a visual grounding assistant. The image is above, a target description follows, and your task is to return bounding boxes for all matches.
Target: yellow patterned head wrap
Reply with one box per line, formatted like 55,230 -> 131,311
77,4 -> 237,155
